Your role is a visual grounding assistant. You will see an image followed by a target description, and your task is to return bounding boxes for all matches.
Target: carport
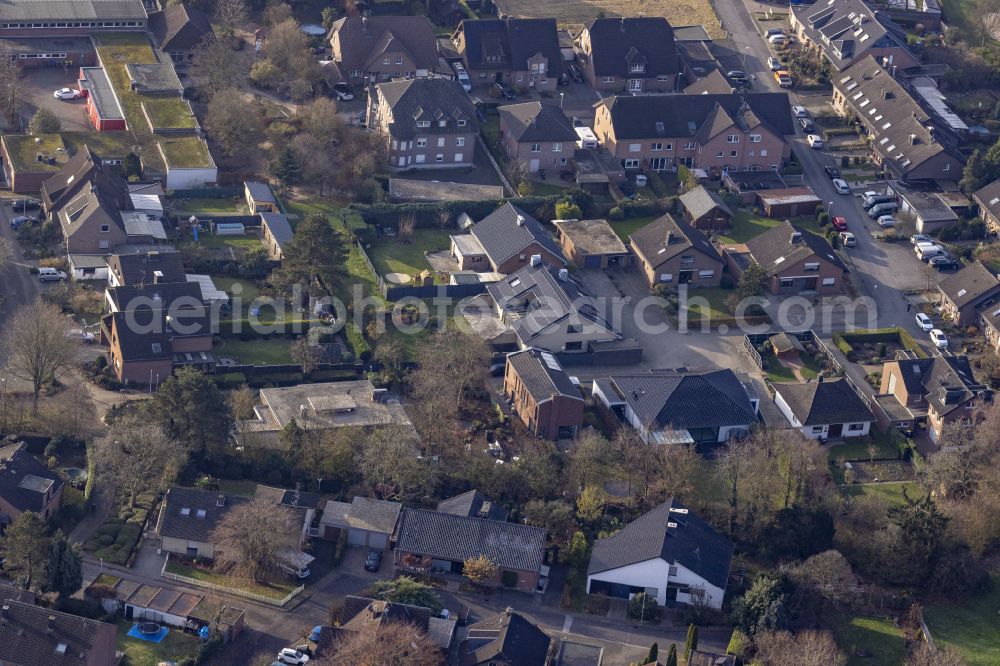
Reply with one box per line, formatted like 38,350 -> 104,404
320,497 -> 402,549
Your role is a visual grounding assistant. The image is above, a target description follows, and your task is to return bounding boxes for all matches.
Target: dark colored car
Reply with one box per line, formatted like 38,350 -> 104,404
567,63 -> 584,83
364,550 -> 382,572
10,215 -> 37,229
824,165 -> 840,179
726,70 -> 748,81
474,103 -> 488,124
558,73 -> 569,86
930,255 -> 958,270
492,82 -> 515,99
799,117 -> 815,132
11,198 -> 40,212
490,363 -> 505,377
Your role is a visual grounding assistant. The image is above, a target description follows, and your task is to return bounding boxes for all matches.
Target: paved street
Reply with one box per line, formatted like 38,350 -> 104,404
0,198 -> 42,326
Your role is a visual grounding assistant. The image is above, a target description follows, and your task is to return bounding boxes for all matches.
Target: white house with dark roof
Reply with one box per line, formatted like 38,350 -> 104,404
587,499 -> 733,609
773,378 -> 874,440
592,369 -> 759,446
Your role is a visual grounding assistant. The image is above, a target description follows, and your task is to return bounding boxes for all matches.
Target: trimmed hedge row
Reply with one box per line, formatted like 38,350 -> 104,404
833,327 -> 927,358
345,322 -> 372,362
349,195 -> 564,228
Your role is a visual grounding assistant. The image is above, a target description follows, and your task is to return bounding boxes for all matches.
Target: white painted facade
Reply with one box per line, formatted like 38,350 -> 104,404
774,390 -> 872,440
586,557 -> 726,610
164,166 -> 218,190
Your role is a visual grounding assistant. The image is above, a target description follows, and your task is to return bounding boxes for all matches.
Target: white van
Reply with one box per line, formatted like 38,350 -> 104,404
917,244 -> 945,261
575,126 -> 598,149
451,63 -> 471,92
38,267 -> 67,282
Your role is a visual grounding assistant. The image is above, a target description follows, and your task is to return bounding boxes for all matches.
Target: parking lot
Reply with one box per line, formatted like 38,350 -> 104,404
17,66 -> 91,132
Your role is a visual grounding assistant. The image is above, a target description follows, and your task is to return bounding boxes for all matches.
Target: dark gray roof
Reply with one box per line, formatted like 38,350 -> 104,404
260,212 -> 293,247
486,264 -> 619,345
974,180 -> 1000,221
149,3 -> 213,52
471,202 -> 564,268
396,508 -> 546,572
506,348 -> 582,403
775,379 -> 874,426
377,77 -> 476,141
498,102 -> 576,143
108,250 -> 186,286
684,70 -> 734,95
157,487 -> 249,544
437,490 -> 508,521
41,145 -> 129,214
107,280 -> 204,311
0,443 -> 65,514
0,600 -> 117,666
745,221 -> 847,275
679,186 -> 733,222
340,595 -> 431,633
938,260 -> 1000,310
0,0 -> 147,22
582,17 -> 678,80
834,57 -> 962,178
102,305 -> 211,362
889,355 -> 986,417
598,93 -> 794,141
329,16 -> 438,74
791,0 -> 903,70
461,610 -> 550,666
628,213 -> 722,270
587,499 -> 733,590
601,369 -> 757,431
458,18 -> 562,76
244,181 -> 276,204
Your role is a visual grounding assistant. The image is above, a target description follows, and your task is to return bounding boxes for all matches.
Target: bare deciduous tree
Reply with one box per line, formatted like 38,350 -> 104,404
905,641 -> 967,666
206,89 -> 263,157
191,37 -> 246,96
3,300 -> 75,410
0,53 -> 19,122
214,0 -> 248,34
211,500 -> 299,582
398,213 -> 416,243
355,426 -> 433,498
264,19 -> 312,79
95,416 -> 184,508
753,630 -> 846,666
290,337 -> 324,374
301,97 -> 344,144
787,550 -> 859,605
327,621 -> 443,666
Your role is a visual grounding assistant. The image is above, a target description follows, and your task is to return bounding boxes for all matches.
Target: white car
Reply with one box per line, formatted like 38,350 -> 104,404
67,329 -> 96,343
278,648 -> 310,665
832,178 -> 851,195
929,328 -> 949,349
877,215 -> 896,227
791,105 -> 808,118
768,34 -> 788,45
840,231 -> 856,247
862,191 -> 881,200
910,234 -> 931,245
53,88 -> 82,100
915,313 -> 933,331
768,57 -> 782,71
807,134 -> 824,149
331,83 -> 354,101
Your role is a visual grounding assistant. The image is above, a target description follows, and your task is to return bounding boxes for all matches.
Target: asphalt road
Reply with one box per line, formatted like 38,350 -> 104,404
0,199 -> 42,325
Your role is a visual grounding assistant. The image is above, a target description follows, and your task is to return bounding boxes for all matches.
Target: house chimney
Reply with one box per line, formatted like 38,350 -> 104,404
620,17 -> 626,32
910,133 -> 917,145
516,215 -> 525,226
790,230 -> 802,243
216,494 -> 225,507
882,56 -> 889,68
47,616 -> 57,632
530,254 -> 542,267
153,270 -> 163,284
299,404 -> 307,418
882,88 -> 889,100
558,268 -> 569,281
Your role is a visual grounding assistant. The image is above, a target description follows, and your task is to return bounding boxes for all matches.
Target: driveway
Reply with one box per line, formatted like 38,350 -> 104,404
17,67 -> 91,132
0,198 -> 42,324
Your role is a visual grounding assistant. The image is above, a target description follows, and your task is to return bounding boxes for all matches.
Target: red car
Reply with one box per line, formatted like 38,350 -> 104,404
832,216 -> 848,231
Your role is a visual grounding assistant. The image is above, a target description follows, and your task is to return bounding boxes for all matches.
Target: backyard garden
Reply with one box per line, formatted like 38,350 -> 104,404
116,618 -> 202,666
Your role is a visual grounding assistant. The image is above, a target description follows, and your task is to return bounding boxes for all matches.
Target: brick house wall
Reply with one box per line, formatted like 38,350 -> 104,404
769,256 -> 844,295
0,484 -> 63,523
631,240 -> 724,289
492,240 -> 564,274
879,362 -> 923,407
503,364 -> 583,440
576,28 -> 676,94
64,218 -> 128,255
372,91 -> 476,169
501,135 -> 571,173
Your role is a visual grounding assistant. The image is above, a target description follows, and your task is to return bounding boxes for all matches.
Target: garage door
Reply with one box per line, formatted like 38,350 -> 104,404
347,529 -> 368,546
368,532 -> 388,549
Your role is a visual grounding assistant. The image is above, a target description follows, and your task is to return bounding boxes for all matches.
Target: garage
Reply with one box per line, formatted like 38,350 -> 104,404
553,218 -> 631,270
320,497 -> 402,549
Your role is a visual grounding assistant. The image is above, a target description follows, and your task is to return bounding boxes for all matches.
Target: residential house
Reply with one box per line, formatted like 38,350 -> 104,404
0,133 -> 71,194
459,608 -> 552,666
254,485 -> 321,543
158,138 -> 218,190
107,249 -> 186,287
773,379 -> 874,439
576,17 -> 679,94
503,347 -> 584,440
369,78 -> 477,170
592,369 -> 759,446
327,16 -> 438,85
628,213 -> 724,289
832,57 -> 964,182
756,187 -> 822,218
236,380 -> 418,448
498,102 -> 576,173
0,0 -> 147,36
260,212 -> 293,261
0,36 -> 95,69
41,145 -> 128,219
678,185 -> 734,231
332,595 -> 456,652
983,306 -> 1000,355
487,263 -> 622,353
937,261 -> 1000,327
788,0 -> 917,72
79,66 -> 126,131
726,221 -> 847,295
451,202 -> 565,274
148,3 -> 214,62
104,277 -> 205,312
587,499 -> 732,609
157,487 -> 251,559
0,600 -> 117,666
593,93 -> 794,174
318,497 -> 402,548
437,490 -> 508,521
893,188 -> 958,234
553,218 -> 630,269
879,355 -> 991,443
0,441 -> 65,525
973,179 -> 1000,234
59,187 -> 130,256
243,181 -> 277,214
452,18 -> 562,92
394,508 -> 547,593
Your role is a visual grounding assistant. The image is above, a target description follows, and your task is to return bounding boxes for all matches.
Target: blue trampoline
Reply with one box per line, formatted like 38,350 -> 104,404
127,622 -> 169,643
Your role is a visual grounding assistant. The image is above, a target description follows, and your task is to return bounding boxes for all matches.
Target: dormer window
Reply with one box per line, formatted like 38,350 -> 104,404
630,63 -> 645,73
100,224 -> 110,233
416,120 -> 430,128
382,57 -> 390,65
438,119 -> 447,127
457,119 -> 467,127
395,56 -> 402,65
196,509 -> 207,518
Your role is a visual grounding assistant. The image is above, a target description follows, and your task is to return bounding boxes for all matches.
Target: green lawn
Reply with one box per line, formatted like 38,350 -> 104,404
829,614 -> 906,666
530,180 -> 574,196
716,210 -> 825,244
212,277 -> 261,307
683,287 -> 735,322
185,234 -> 263,253
214,338 -> 293,365
844,481 -> 921,507
174,197 -> 245,213
117,620 -> 201,666
284,199 -> 365,231
164,560 -> 298,601
828,432 -> 899,462
608,216 -> 657,242
925,577 -> 1000,666
217,479 -> 259,496
366,228 -> 453,277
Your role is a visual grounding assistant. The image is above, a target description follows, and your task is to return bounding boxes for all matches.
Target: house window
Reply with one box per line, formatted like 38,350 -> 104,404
749,134 -> 762,143
567,324 -> 582,333
457,119 -> 467,127
436,154 -> 444,162
415,154 -> 425,163
629,143 -> 641,152
683,142 -> 695,150
630,63 -> 645,73
811,426 -> 825,434
822,277 -> 836,286
760,149 -> 768,157
553,142 -> 562,152
668,565 -> 678,576
628,79 -> 642,92
699,270 -> 714,279
652,142 -> 663,151
395,56 -> 403,65
602,76 -> 615,83
716,151 -> 724,158
100,224 -> 110,233
727,134 -> 740,143
657,74 -> 670,81
438,120 -> 447,127
848,423 -> 865,431
660,273 -> 673,282
456,137 -> 465,147
665,143 -> 673,150
780,278 -> 794,287
680,255 -> 694,265
417,138 -> 427,148
416,120 -> 430,128
99,240 -> 110,249
531,143 -> 541,152
730,150 -> 738,157
803,262 -> 820,272
454,153 -> 464,162
437,137 -> 445,147
623,158 -> 639,168
565,341 -> 583,351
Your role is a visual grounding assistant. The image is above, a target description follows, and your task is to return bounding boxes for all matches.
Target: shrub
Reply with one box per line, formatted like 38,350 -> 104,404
628,592 -> 660,621
555,200 -> 583,219
818,212 -> 830,226
344,323 -> 371,362
608,206 -> 624,220
841,155 -> 850,168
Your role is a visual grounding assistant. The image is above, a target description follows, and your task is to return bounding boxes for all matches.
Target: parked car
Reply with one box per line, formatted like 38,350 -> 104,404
277,648 -> 310,665
766,28 -> 786,38
867,202 -> 898,218
37,267 -> 67,282
839,231 -> 856,247
567,63 -> 584,83
492,82 -> 515,99
726,70 -> 748,82
558,72 -> 569,86
807,134 -> 824,149
53,87 -> 82,100
930,254 -> 958,270
929,328 -> 949,349
910,234 -> 931,245
876,215 -> 896,227
915,312 -> 934,331
799,117 -> 815,132
767,56 -> 782,71
67,329 -> 96,343
490,363 -> 505,377
308,626 -> 323,642
364,550 -> 382,572
11,198 -> 40,212
863,194 -> 895,210
791,105 -> 809,118
832,178 -> 851,195
10,215 -> 37,229
917,244 -> 945,261
331,83 -> 354,101
832,216 -> 848,231
768,34 -> 788,46
774,70 -> 793,88
824,165 -> 840,179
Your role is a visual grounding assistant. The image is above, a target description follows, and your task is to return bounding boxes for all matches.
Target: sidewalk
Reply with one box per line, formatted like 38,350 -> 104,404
69,486 -> 112,546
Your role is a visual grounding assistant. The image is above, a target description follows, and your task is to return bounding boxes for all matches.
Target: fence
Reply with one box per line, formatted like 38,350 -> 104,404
356,240 -> 490,301
742,330 -> 821,369
160,553 -> 304,607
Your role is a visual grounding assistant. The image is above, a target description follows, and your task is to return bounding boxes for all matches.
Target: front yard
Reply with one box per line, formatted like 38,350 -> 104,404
116,619 -> 201,666
164,559 -> 299,602
925,576 -> 1000,666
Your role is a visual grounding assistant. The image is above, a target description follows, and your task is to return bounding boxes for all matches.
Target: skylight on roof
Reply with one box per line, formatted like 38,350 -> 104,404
196,509 -> 206,518
859,99 -> 870,108
540,351 -> 561,371
840,75 -> 852,84
958,289 -> 968,297
869,107 -> 878,115
859,33 -> 870,42
774,256 -> 785,265
846,82 -> 858,91
880,137 -> 890,145
508,278 -> 520,287
900,159 -> 911,167
990,197 -> 999,206
887,144 -> 896,152
180,507 -> 190,515
852,91 -> 864,100
883,122 -> 892,129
